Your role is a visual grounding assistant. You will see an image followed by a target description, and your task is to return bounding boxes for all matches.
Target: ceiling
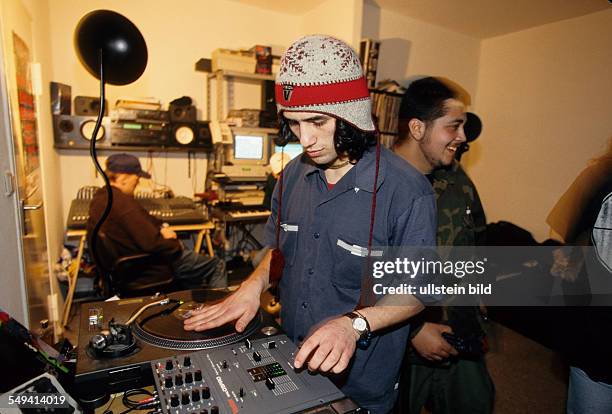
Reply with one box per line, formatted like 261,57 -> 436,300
233,0 -> 610,39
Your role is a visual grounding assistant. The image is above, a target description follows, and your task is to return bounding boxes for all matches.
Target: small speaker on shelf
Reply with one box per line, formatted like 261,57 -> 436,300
169,104 -> 196,123
53,114 -> 111,148
74,96 -> 108,116
169,121 -> 212,150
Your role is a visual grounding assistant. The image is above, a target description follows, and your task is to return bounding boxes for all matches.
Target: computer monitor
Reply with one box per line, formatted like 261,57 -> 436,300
227,128 -> 270,166
274,142 -> 303,161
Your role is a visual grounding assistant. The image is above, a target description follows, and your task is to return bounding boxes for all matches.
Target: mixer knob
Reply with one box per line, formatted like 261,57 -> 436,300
194,370 -> 202,382
268,341 -> 276,349
183,356 -> 191,367
164,376 -> 173,388
239,387 -> 244,398
185,372 -> 193,384
201,386 -> 210,399
191,388 -> 200,402
210,406 -> 219,414
165,360 -> 173,370
221,360 -> 228,369
200,410 -> 208,414
181,392 -> 190,405
253,351 -> 261,362
170,394 -> 179,407
175,374 -> 183,386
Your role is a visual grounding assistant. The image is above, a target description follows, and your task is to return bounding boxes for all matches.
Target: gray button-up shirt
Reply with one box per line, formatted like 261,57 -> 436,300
264,145 -> 436,413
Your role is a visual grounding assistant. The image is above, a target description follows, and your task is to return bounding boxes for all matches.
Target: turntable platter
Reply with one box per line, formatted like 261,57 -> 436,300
132,289 -> 261,350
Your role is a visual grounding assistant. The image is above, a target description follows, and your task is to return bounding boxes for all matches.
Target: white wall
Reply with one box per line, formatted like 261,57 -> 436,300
466,10 -> 612,241
299,0 -> 364,48
362,2 -> 481,99
47,0 -> 302,224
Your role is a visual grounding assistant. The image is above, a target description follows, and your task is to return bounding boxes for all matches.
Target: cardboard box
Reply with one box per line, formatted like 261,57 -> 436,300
212,48 -> 255,73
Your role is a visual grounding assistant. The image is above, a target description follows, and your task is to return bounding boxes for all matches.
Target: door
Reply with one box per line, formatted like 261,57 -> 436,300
0,0 -> 50,331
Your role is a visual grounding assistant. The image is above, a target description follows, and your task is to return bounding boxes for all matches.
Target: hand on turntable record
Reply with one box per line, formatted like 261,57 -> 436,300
293,316 -> 358,374
183,279 -> 262,332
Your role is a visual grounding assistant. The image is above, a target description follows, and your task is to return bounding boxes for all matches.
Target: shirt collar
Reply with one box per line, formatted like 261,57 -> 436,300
302,144 -> 385,193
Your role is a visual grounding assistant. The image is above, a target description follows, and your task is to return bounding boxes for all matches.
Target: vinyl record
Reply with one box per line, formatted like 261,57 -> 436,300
132,290 -> 261,350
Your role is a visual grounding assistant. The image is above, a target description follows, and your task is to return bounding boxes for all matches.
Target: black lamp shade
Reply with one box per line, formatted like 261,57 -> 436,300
74,10 -> 147,85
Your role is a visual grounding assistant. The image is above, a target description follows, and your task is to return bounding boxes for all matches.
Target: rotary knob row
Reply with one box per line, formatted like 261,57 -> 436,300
169,387 -> 212,407
164,370 -> 203,387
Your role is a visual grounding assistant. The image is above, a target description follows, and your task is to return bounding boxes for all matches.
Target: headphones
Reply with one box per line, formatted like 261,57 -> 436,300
89,320 -> 136,358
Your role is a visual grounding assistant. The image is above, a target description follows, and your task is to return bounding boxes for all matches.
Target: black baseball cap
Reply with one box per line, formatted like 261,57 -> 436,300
106,153 -> 151,178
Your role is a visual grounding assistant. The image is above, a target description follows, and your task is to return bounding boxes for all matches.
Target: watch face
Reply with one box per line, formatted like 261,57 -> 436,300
353,318 -> 367,332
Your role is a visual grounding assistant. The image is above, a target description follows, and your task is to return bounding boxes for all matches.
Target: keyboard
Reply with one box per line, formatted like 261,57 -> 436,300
212,204 -> 270,222
67,196 -> 206,230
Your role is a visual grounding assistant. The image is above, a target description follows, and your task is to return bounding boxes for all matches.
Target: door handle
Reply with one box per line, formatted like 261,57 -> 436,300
23,201 -> 43,210
20,200 -> 43,235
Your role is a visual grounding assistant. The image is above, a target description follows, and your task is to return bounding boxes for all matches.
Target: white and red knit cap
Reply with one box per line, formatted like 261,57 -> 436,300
275,35 -> 375,132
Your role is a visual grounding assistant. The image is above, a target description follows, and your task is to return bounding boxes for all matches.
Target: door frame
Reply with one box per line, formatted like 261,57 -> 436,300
0,17 -> 29,326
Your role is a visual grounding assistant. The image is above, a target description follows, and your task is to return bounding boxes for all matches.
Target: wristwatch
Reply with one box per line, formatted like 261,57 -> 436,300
344,311 -> 372,349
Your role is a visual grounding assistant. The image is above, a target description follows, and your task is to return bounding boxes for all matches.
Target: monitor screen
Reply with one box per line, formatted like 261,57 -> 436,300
274,143 -> 303,160
234,135 -> 264,160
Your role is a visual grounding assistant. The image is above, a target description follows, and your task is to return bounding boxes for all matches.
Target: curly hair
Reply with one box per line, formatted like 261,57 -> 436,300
278,114 -> 377,163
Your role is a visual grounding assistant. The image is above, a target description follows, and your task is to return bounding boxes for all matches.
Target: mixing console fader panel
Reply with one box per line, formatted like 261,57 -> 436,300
151,334 -> 359,414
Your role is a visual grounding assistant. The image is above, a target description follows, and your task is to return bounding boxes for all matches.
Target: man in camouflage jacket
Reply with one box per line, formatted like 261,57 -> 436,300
393,77 -> 494,414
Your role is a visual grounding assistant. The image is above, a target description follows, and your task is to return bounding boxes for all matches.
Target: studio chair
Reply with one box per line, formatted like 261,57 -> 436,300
92,233 -> 176,298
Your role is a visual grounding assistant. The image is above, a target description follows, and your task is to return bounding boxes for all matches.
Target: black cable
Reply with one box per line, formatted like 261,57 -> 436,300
89,49 -> 113,276
118,388 -> 159,414
122,388 -> 154,408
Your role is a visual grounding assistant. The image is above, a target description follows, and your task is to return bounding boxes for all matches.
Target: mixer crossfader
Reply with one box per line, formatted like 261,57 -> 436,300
151,335 -> 360,414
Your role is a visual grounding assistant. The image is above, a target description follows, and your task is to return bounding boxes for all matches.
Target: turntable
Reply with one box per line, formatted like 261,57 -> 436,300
74,290 -> 359,413
74,290 -> 270,404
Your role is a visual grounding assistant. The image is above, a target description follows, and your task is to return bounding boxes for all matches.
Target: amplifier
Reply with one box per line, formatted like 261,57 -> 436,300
111,120 -> 170,146
111,108 -> 169,122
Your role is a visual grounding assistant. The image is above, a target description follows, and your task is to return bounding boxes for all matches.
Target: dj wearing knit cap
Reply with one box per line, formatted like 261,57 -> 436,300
184,35 -> 437,413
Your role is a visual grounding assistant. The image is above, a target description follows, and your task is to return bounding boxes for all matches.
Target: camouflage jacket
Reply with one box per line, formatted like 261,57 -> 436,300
432,161 -> 486,246
410,161 -> 487,342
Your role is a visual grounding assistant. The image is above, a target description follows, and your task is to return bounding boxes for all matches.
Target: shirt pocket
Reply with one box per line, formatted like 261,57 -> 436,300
279,222 -> 299,267
332,234 -> 371,290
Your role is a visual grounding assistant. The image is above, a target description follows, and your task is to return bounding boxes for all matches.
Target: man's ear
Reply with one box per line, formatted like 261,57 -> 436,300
408,118 -> 426,141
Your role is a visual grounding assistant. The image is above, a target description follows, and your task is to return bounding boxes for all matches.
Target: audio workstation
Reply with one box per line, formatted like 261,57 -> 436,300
67,195 -> 207,230
73,290 -> 361,414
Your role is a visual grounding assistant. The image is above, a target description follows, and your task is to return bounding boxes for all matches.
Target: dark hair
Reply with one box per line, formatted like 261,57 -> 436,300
278,114 -> 376,163
398,77 -> 458,125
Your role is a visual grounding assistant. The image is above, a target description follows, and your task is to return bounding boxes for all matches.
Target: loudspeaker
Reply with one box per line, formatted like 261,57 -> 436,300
168,104 -> 196,123
50,82 -> 71,115
53,114 -> 111,149
75,96 -> 108,116
168,121 -> 212,150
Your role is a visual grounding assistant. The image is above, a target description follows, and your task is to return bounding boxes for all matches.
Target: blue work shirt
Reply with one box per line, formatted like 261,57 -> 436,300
264,145 -> 436,413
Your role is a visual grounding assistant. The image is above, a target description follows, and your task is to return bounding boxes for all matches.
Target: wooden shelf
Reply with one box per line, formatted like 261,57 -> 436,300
207,70 -> 275,81
54,144 -> 210,153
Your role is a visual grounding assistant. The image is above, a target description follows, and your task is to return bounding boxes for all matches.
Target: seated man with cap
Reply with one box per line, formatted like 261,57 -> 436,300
87,153 -> 226,291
